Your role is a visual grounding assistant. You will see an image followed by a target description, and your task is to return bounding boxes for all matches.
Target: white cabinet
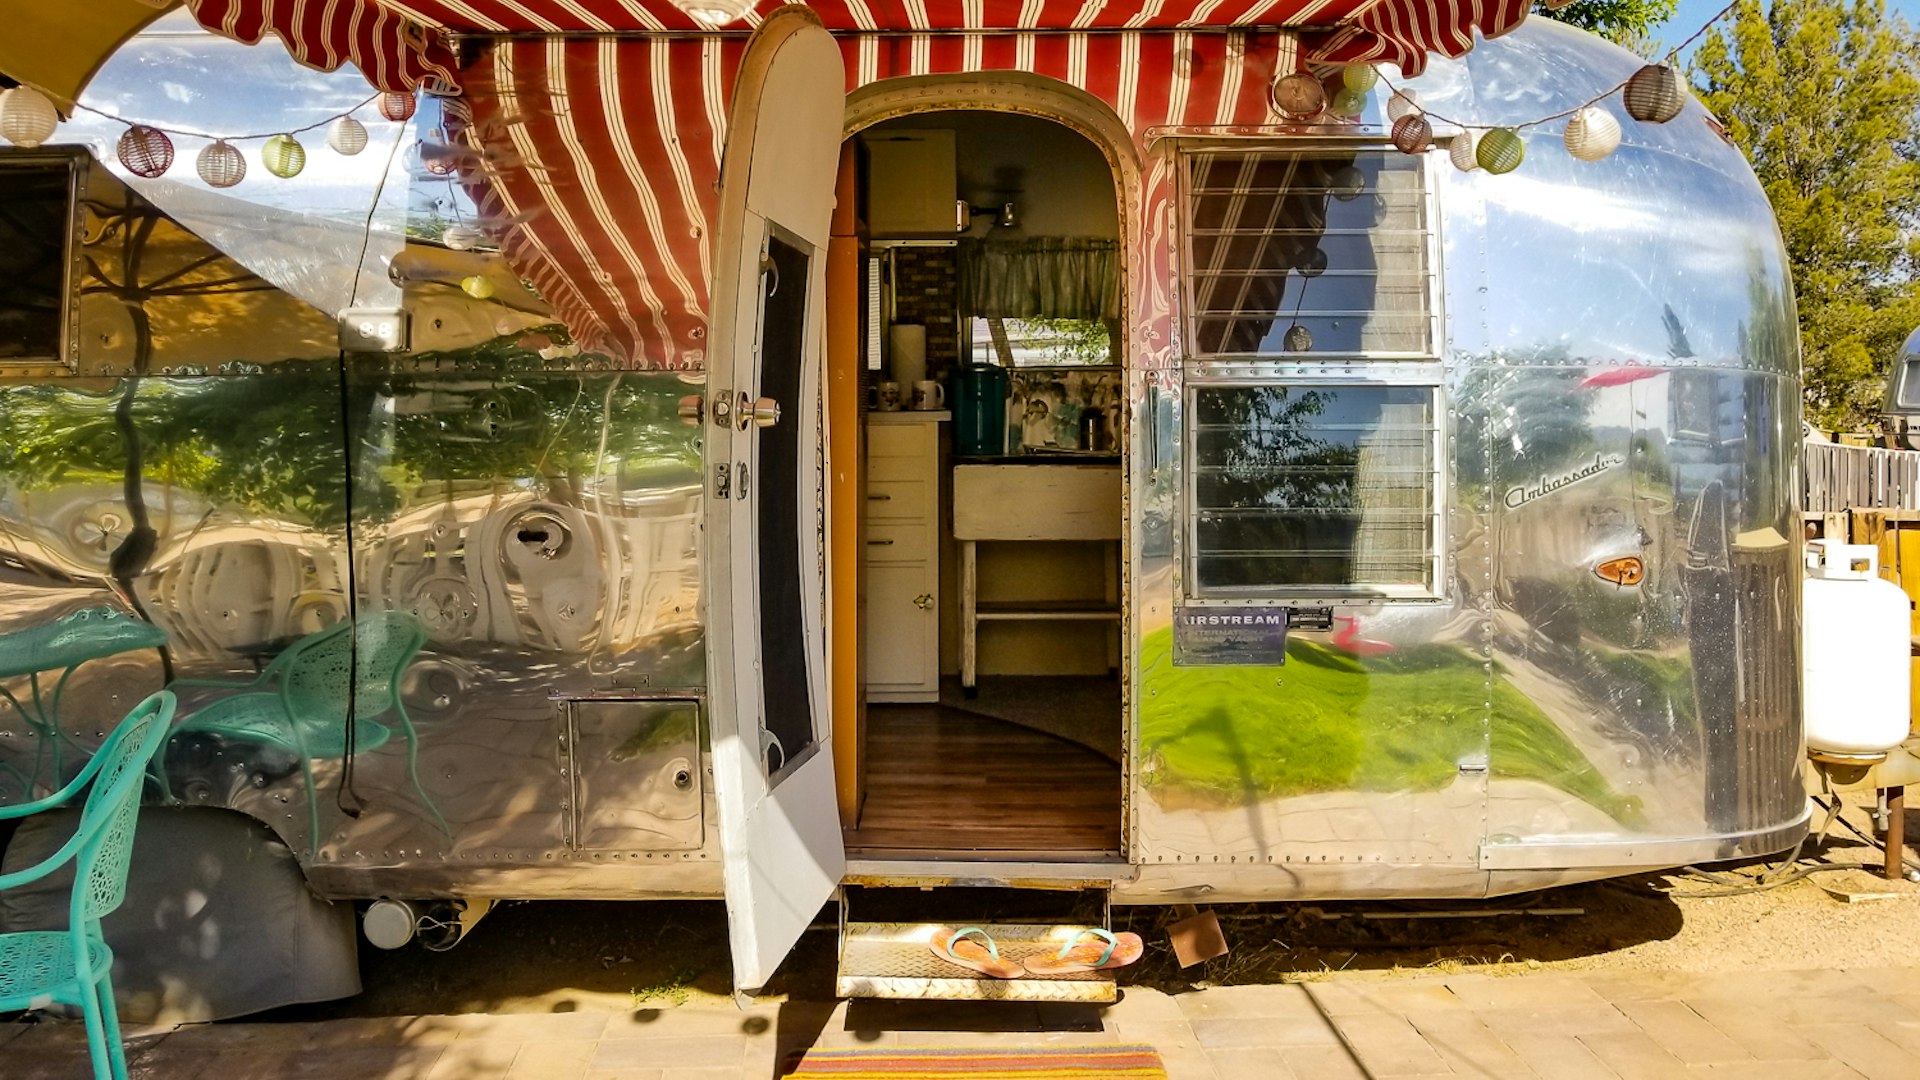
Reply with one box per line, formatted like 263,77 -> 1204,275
864,413 -> 946,701
862,130 -> 958,236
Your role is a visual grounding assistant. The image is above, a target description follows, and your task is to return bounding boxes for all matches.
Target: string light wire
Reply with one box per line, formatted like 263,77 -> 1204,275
68,92 -> 384,143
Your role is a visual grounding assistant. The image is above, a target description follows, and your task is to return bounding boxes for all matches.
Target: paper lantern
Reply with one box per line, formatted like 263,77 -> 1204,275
1330,87 -> 1369,118
443,225 -> 483,251
196,140 -> 246,188
0,86 -> 58,148
1624,64 -> 1685,124
1341,64 -> 1378,93
1476,127 -> 1525,174
1283,324 -> 1314,352
461,275 -> 496,300
1564,106 -> 1623,162
1293,246 -> 1328,277
379,91 -> 417,123
1391,113 -> 1433,155
672,0 -> 755,24
1387,90 -> 1421,123
1271,72 -> 1325,119
327,116 -> 368,155
1449,131 -> 1480,172
419,139 -> 457,176
116,125 -> 174,178
261,134 -> 306,178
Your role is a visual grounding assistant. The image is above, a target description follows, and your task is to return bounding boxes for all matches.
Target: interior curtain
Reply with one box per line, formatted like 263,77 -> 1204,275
957,238 -> 1121,322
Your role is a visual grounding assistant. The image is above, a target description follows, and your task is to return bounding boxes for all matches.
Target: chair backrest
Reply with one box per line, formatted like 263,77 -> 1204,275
75,691 -> 176,924
279,613 -> 427,727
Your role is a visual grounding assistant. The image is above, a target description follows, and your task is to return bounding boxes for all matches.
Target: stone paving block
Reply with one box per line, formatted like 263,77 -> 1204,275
1843,967 -> 1920,999
1795,1023 -> 1917,1080
1501,1033 -> 1619,1080
1273,1044 -> 1372,1080
657,1069 -> 747,1080
449,1011 -> 615,1044
1327,1013 -> 1453,1077
1112,1019 -> 1202,1048
1866,1018 -> 1920,1055
1108,988 -> 1191,1024
1581,971 -> 1721,1005
592,1035 -> 750,1071
1684,1061 -> 1866,1079
1446,974 -> 1610,1011
1189,1015 -> 1342,1049
1681,996 -> 1828,1061
1155,1041 -> 1224,1080
1787,992 -> 1918,1029
1732,970 -> 1873,1002
1177,983 -> 1324,1021
505,1038 -> 598,1080
582,1070 -> 665,1080
1204,1048 -> 1296,1080
1403,1007 -> 1534,1079
1615,999 -> 1752,1065
1576,1029 -> 1686,1080
1471,1004 -> 1639,1039
426,1037 -> 522,1080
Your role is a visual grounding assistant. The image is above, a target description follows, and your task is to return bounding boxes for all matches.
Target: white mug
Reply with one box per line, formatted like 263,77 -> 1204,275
877,381 -> 904,411
912,380 -> 945,411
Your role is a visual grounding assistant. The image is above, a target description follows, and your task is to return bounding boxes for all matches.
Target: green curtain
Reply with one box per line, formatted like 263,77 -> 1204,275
957,237 -> 1121,322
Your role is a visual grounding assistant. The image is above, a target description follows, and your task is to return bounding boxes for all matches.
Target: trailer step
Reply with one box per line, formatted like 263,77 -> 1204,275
837,922 -> 1119,1002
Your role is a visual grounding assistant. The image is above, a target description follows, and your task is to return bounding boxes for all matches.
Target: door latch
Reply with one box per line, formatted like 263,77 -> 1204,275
713,462 -> 731,499
712,392 -> 733,427
736,461 -> 750,499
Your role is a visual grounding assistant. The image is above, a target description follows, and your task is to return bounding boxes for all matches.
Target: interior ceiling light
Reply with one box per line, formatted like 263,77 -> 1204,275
673,0 -> 757,26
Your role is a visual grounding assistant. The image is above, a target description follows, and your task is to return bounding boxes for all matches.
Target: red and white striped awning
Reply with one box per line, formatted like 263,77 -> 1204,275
177,0 -> 1528,92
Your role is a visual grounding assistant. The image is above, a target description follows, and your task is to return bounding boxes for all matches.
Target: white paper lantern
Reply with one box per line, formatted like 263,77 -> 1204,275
442,225 -> 483,251
196,140 -> 247,188
1387,90 -> 1421,123
327,116 -> 369,155
0,86 -> 59,148
1564,106 -> 1623,162
1449,131 -> 1480,172
673,0 -> 755,25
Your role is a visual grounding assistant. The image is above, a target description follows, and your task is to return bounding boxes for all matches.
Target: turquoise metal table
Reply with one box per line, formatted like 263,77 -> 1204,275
0,606 -> 168,797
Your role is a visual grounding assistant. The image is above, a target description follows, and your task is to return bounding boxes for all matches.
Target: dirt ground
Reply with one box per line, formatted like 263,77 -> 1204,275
262,795 -> 1920,1022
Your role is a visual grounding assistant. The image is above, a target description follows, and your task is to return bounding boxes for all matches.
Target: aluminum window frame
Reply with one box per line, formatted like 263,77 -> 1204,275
1177,141 -> 1442,364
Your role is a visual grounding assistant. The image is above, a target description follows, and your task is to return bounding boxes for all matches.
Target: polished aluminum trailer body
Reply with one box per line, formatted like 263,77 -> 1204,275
0,21 -> 1803,915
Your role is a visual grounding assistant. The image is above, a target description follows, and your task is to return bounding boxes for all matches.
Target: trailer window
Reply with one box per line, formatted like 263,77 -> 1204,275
1184,150 -> 1430,358
1188,384 -> 1438,596
0,157 -> 77,368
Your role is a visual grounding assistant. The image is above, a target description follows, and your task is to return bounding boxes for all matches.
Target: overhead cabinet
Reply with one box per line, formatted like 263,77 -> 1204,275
862,130 -> 959,236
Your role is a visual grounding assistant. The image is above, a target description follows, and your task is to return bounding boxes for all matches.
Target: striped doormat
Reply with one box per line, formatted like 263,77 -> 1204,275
783,1044 -> 1168,1078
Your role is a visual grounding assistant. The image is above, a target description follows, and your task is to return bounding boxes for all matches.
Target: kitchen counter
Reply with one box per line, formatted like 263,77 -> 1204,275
954,454 -> 1120,465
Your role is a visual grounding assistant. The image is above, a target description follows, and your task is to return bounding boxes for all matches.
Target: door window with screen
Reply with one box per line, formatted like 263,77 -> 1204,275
1189,384 -> 1438,596
0,157 -> 78,368
1184,149 -> 1431,358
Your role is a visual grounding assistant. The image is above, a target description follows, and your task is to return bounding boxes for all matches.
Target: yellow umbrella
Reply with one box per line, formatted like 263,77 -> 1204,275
0,0 -> 169,110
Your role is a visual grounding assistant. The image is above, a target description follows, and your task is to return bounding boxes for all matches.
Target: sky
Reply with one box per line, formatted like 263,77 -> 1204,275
1656,0 -> 1920,62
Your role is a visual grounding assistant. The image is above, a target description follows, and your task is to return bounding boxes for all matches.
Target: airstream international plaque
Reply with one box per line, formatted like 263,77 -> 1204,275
1173,607 -> 1289,666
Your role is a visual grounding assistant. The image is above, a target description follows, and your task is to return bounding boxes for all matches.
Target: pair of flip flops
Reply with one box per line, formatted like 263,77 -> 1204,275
928,926 -> 1144,979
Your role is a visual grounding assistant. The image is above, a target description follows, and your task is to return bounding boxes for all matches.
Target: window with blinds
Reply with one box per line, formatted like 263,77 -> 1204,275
1189,384 -> 1439,596
1183,149 -> 1432,358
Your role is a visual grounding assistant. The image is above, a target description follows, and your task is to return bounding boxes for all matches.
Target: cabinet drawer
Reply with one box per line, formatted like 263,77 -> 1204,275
865,479 -> 931,522
864,521 -> 931,564
867,452 -> 934,483
867,421 -> 936,460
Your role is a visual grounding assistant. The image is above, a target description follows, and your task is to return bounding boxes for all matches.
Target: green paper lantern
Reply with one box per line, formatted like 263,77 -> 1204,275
1476,127 -> 1525,174
262,134 -> 306,179
1330,87 -> 1368,118
1341,63 -> 1378,92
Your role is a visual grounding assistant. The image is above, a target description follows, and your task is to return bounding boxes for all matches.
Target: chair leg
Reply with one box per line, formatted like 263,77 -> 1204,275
78,973 -> 119,1080
398,710 -> 451,840
94,972 -> 130,1080
300,756 -> 322,859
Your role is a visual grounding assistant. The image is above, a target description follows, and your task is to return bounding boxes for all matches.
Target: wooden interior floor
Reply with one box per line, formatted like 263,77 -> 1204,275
844,704 -> 1122,856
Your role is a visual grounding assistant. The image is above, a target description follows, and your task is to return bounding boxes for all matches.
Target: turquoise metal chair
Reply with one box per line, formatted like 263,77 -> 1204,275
169,612 -> 446,845
0,690 -> 176,1080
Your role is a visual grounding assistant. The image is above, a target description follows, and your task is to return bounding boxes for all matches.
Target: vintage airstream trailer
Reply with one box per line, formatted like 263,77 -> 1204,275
0,8 -> 1804,1005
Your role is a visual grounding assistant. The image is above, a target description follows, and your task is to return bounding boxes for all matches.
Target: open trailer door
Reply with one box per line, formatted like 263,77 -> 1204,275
703,7 -> 848,996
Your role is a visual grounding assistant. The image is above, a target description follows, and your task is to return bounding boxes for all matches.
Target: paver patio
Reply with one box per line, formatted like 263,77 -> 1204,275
8,965 -> 1920,1079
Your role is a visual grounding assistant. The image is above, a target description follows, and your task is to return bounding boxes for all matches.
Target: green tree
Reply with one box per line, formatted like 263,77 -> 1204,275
1536,0 -> 1680,50
1692,0 -> 1920,427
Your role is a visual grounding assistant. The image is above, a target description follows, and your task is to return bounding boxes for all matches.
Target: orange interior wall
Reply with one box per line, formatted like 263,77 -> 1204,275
828,142 -> 864,827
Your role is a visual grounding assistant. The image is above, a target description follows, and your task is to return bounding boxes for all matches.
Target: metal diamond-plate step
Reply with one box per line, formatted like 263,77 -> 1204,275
837,922 -> 1118,1002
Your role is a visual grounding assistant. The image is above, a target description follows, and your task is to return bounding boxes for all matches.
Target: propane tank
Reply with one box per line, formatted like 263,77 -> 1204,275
1803,541 -> 1911,757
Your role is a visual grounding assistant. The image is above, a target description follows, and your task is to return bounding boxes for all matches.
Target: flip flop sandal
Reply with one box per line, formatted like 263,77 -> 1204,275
1023,928 -> 1145,976
928,925 -> 1025,979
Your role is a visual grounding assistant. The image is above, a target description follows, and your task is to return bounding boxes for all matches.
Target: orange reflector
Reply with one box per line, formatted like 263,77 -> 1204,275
1595,556 -> 1645,587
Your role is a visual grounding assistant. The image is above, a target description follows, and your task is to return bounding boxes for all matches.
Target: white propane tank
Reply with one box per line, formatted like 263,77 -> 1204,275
1803,541 -> 1912,756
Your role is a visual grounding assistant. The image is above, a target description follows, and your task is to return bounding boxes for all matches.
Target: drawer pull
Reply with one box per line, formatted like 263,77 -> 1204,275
867,539 -> 895,546
868,493 -> 892,501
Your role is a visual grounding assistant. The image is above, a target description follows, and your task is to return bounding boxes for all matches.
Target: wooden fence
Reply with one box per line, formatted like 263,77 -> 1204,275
1803,439 -> 1920,513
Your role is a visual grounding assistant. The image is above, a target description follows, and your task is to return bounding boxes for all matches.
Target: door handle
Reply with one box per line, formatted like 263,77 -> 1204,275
750,396 -> 781,429
913,593 -> 933,610
676,394 -> 704,425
